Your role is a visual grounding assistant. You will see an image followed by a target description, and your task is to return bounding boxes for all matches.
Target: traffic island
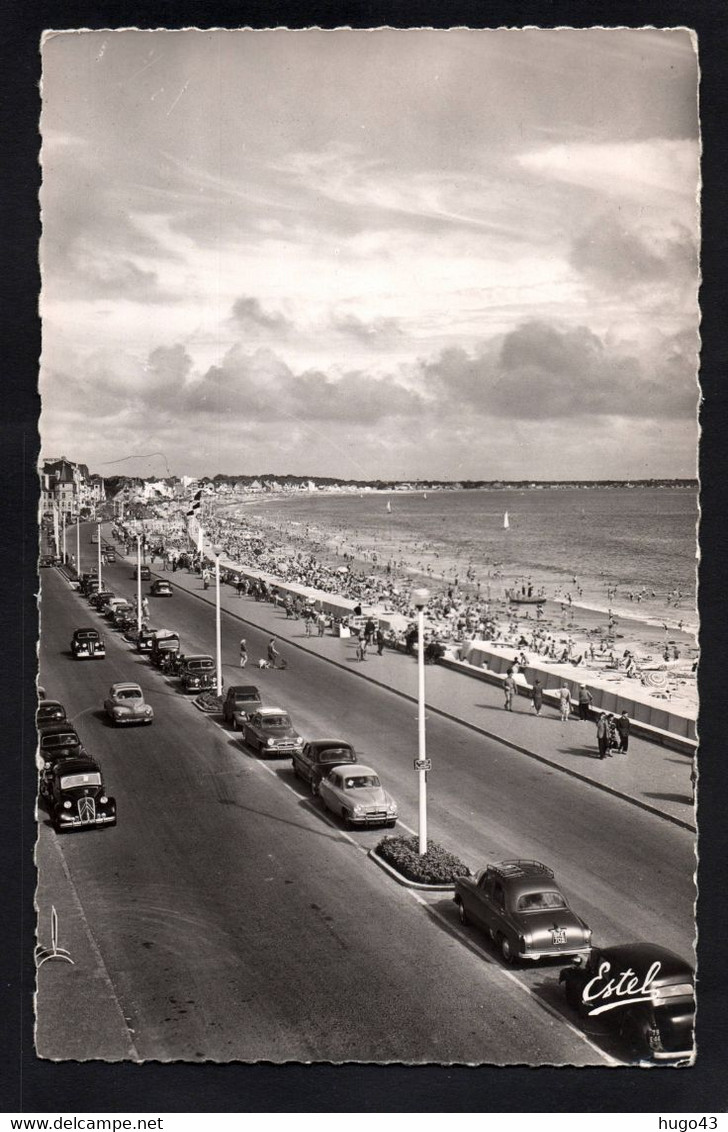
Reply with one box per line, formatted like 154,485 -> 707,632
193,691 -> 224,714
369,835 -> 471,891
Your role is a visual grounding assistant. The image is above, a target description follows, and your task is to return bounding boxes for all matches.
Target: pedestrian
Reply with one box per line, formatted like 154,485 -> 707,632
141,597 -> 150,619
616,710 -> 631,753
503,672 -> 517,711
267,638 -> 279,667
364,617 -> 376,645
558,683 -> 571,722
357,635 -> 368,662
236,576 -> 244,598
305,611 -> 313,637
596,712 -> 610,759
577,683 -> 593,721
606,713 -> 618,752
317,612 -> 326,637
376,627 -> 385,656
531,677 -> 543,716
239,638 -> 248,668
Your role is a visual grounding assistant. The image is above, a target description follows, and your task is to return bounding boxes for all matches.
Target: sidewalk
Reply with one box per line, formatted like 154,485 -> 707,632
137,554 -> 697,833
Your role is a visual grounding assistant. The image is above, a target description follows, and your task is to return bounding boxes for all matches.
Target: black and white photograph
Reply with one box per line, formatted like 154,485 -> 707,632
35,27 -> 700,1068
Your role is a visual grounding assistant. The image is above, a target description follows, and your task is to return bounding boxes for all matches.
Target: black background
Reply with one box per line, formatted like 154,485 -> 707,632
2,0 -> 726,1114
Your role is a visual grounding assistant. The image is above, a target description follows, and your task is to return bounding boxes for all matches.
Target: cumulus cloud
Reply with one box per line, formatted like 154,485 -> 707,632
420,320 -> 697,420
570,211 -> 698,291
230,296 -> 293,336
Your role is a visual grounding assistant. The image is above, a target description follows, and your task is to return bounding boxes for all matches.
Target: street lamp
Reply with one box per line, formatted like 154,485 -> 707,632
97,519 -> 102,589
136,534 -> 143,633
412,587 -> 431,856
212,543 -> 224,698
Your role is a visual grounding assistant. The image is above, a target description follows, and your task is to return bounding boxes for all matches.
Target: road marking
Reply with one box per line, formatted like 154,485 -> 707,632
47,833 -> 142,1062
207,718 -> 617,1065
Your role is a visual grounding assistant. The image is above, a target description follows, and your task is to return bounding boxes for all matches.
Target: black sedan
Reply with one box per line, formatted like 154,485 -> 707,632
150,579 -> 173,597
291,740 -> 357,794
45,755 -> 116,833
133,565 -> 152,581
560,942 -> 695,1063
36,699 -> 67,726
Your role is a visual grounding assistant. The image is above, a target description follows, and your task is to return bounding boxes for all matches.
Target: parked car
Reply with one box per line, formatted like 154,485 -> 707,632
79,572 -> 98,596
136,625 -> 159,653
112,603 -> 134,629
292,740 -> 357,794
133,565 -> 152,581
45,755 -> 116,833
103,682 -> 154,726
560,943 -> 694,1063
39,554 -> 55,568
103,597 -> 129,620
105,548 -> 116,563
83,579 -> 101,599
150,629 -> 181,668
71,627 -> 106,659
179,654 -> 217,693
89,589 -> 115,611
240,708 -> 304,756
36,699 -> 67,726
222,685 -> 262,729
38,721 -> 83,761
318,764 -> 397,828
150,579 -> 173,597
454,859 -> 592,965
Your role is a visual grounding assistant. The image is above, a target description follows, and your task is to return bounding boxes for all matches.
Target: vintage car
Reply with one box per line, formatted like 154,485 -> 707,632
103,682 -> 154,726
240,707 -> 304,756
104,548 -> 116,563
83,578 -> 101,600
39,554 -> 55,568
38,721 -> 83,762
133,564 -> 152,581
36,699 -> 67,726
79,572 -> 98,596
112,603 -> 134,629
103,597 -> 129,620
89,589 -> 115,610
71,627 -> 106,659
292,740 -> 358,794
136,625 -> 159,652
45,755 -> 116,833
150,579 -> 173,597
560,943 -> 695,1063
179,654 -> 217,693
318,763 -> 397,828
222,685 -> 263,729
150,629 -> 181,668
454,859 -> 592,964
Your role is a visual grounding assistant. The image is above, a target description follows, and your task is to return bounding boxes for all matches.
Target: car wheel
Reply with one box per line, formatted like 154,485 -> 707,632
619,1015 -> 649,1059
499,934 -> 515,964
342,808 -> 352,829
232,718 -> 239,731
456,898 -> 468,925
386,819 -> 396,828
310,778 -> 319,796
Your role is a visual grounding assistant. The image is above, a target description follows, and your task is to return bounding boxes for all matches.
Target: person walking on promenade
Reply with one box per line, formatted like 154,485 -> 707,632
376,627 -> 385,656
141,597 -> 150,620
531,677 -> 544,716
606,713 -> 619,753
239,638 -> 248,668
305,611 -> 313,637
616,710 -> 631,753
236,576 -> 244,598
364,617 -> 376,645
503,672 -> 517,712
596,712 -> 610,759
577,684 -> 593,720
558,683 -> 572,722
267,638 -> 279,667
317,612 -> 326,637
357,635 -> 368,662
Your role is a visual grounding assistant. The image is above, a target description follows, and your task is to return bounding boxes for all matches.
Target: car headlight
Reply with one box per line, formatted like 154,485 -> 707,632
145,706 -> 152,714
352,805 -> 366,816
266,738 -> 275,746
63,800 -> 72,810
295,737 -> 304,747
100,796 -> 108,805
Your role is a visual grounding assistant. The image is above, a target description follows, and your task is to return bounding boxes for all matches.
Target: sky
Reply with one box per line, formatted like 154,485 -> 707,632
39,28 -> 700,481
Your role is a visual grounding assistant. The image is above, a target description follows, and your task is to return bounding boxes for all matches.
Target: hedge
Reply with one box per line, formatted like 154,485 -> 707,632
376,835 -> 471,885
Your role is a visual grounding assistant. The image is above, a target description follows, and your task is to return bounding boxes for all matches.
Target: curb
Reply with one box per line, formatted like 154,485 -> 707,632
367,848 -> 456,891
129,568 -> 698,834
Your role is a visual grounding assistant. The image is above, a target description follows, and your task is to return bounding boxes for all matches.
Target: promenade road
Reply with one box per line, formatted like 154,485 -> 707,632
35,533 -> 695,1062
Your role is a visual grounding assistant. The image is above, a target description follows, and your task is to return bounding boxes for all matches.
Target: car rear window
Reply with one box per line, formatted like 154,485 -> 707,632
319,748 -> 353,761
261,716 -> 289,728
516,892 -> 567,911
42,735 -> 80,749
234,693 -> 258,703
60,772 -> 102,789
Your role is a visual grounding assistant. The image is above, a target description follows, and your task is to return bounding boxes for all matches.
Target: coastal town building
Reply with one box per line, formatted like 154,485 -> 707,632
40,457 -> 106,517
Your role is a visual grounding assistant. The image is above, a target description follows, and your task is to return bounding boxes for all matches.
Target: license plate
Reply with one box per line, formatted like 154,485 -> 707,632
551,929 -> 567,945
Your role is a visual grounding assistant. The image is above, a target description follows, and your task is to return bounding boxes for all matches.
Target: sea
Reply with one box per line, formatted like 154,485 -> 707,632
236,486 -> 698,633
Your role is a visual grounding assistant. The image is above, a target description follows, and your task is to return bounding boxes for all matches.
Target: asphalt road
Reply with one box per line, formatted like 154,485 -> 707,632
34,533 -> 695,1064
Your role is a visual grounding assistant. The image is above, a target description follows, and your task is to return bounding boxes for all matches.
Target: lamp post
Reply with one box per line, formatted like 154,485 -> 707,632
412,587 -> 431,855
61,509 -> 67,565
76,505 -> 80,577
97,520 -> 102,589
136,535 -> 143,633
212,544 -> 223,698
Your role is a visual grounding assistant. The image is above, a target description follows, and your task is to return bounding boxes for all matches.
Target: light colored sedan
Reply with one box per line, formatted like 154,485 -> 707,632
103,682 -> 154,726
318,764 -> 397,829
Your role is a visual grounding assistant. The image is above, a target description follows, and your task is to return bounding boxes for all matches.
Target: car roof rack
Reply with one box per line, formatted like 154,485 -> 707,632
489,860 -> 554,880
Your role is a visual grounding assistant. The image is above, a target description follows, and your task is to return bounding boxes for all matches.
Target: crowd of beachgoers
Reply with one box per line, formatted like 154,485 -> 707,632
115,501 -> 696,715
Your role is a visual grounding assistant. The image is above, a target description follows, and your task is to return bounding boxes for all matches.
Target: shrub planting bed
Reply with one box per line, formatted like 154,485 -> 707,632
375,835 -> 470,886
194,691 -> 224,713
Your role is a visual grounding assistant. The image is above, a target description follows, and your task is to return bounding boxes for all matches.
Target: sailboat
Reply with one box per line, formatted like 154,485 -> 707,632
503,511 -> 510,530
386,501 -> 392,514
